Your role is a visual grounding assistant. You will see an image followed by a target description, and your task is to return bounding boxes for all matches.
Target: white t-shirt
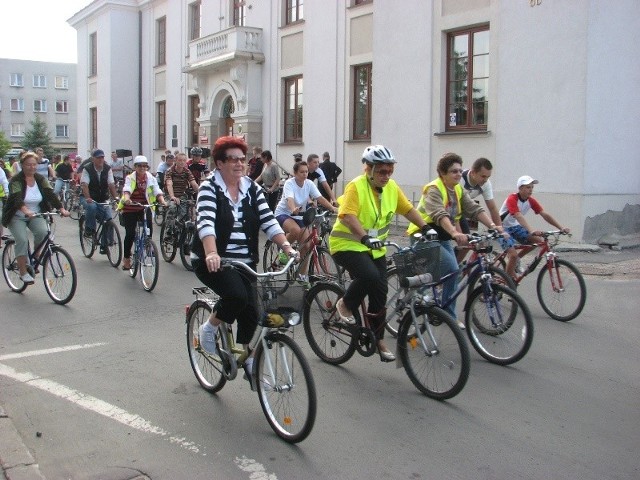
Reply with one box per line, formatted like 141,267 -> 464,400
274,178 -> 322,217
460,169 -> 494,201
36,159 -> 50,178
81,166 -> 115,185
19,184 -> 43,216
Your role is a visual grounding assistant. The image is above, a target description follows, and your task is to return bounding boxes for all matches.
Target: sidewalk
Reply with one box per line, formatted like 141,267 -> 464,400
0,405 -> 45,480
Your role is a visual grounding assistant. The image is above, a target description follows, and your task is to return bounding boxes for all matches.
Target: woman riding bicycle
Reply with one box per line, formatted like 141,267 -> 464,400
192,136 -> 297,388
118,155 -> 167,270
1,151 -> 69,284
406,152 -> 507,327
328,145 -> 429,362
273,160 -> 337,281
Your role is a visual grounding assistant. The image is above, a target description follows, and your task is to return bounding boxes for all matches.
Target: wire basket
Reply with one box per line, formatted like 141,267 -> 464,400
392,241 -> 441,281
255,278 -> 305,328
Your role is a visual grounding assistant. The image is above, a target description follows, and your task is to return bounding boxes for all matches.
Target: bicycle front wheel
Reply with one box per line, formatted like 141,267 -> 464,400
465,283 -> 534,365
140,239 -> 159,292
2,241 -> 27,293
78,217 -> 96,258
180,226 -> 194,271
308,246 -> 344,285
105,220 -> 123,268
42,246 -> 77,305
186,300 -> 227,393
154,205 -> 166,226
536,258 -> 586,321
261,240 -> 292,294
255,333 -> 317,443
398,306 -> 470,400
159,221 -> 177,262
303,282 -> 357,365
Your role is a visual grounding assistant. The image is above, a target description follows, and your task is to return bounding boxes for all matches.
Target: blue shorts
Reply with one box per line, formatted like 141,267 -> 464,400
276,214 -> 304,229
499,225 -> 528,250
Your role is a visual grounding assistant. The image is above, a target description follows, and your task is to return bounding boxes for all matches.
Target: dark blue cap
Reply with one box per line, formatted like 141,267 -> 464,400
92,149 -> 105,158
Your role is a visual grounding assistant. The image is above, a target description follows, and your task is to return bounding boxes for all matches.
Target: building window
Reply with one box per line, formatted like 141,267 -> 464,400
33,100 -> 47,112
233,1 -> 246,26
10,73 -> 23,87
157,101 -> 166,148
189,95 -> 200,146
56,100 -> 69,113
10,98 -> 25,111
33,74 -> 47,88
285,0 -> 303,25
446,25 -> 489,130
56,125 -> 69,138
89,33 -> 98,76
353,63 -> 372,140
90,107 -> 98,148
11,124 -> 25,137
157,17 -> 167,66
55,76 -> 69,89
284,76 -> 303,142
354,0 -> 372,5
189,1 -> 201,40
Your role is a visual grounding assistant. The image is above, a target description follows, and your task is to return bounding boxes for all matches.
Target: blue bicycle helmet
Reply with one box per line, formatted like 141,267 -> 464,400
361,145 -> 396,164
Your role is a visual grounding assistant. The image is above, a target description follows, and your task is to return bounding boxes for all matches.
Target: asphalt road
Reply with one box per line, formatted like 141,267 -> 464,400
1,219 -> 639,480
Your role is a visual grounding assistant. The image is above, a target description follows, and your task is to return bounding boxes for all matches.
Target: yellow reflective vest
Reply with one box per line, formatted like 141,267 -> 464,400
407,177 -> 462,236
116,173 -> 158,211
329,174 -> 399,259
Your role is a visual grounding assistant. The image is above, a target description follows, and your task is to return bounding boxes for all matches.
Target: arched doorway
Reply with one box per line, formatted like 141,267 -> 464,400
222,96 -> 235,136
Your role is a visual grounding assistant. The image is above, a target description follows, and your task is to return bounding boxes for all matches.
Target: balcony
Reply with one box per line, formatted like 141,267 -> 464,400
185,26 -> 264,73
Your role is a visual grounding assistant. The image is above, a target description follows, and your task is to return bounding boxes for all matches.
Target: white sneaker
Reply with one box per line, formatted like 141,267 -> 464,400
20,273 -> 35,285
198,322 -> 219,356
456,320 -> 466,330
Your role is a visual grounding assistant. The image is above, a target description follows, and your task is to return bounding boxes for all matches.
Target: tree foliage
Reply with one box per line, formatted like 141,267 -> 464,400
21,116 -> 55,158
0,131 -> 12,159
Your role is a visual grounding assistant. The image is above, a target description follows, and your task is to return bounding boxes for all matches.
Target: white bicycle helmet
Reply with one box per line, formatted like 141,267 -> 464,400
133,155 -> 149,165
362,145 -> 396,164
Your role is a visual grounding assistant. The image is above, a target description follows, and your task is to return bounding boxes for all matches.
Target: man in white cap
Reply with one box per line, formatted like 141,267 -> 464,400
499,175 -> 570,279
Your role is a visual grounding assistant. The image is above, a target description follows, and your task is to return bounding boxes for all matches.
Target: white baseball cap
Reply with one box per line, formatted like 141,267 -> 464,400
516,175 -> 539,188
133,155 -> 149,165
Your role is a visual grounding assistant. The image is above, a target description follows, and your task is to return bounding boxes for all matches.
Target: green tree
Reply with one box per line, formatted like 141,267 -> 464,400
0,131 -> 11,159
22,116 -> 55,159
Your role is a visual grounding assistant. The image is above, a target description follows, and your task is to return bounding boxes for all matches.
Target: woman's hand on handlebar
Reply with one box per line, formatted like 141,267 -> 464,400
205,251 -> 221,273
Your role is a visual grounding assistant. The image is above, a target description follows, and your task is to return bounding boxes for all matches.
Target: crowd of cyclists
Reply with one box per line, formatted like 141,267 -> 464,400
2,138 -> 572,379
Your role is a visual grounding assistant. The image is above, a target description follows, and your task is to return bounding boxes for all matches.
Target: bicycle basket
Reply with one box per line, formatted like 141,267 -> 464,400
256,278 -> 305,328
392,241 -> 441,281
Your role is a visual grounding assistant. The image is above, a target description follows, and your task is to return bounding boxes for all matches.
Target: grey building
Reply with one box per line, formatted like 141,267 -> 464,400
0,58 -> 77,154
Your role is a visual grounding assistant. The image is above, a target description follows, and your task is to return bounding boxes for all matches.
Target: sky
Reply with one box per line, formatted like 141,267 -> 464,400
0,0 -> 94,64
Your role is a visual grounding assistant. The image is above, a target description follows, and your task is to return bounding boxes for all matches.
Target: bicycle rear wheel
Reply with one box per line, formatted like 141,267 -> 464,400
78,216 -> 97,258
104,220 -> 123,268
384,267 -> 406,338
140,239 -> 159,291
186,300 -> 226,393
2,241 -> 27,293
255,333 -> 317,443
303,282 -> 357,365
42,246 -> 77,305
180,225 -> 194,271
398,305 -> 470,400
536,258 -> 586,321
465,283 -> 534,365
262,240 -> 292,294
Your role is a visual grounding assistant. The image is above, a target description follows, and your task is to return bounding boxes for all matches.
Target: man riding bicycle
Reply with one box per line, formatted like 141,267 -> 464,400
164,152 -> 199,222
80,149 -> 118,254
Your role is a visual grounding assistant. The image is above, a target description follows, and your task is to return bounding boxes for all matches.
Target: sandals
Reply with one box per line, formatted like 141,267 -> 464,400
335,298 -> 356,325
122,259 -> 132,270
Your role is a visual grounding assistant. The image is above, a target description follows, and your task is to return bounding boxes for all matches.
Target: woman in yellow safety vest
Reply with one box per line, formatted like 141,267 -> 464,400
406,152 -> 505,327
329,145 -> 429,362
119,155 -> 167,270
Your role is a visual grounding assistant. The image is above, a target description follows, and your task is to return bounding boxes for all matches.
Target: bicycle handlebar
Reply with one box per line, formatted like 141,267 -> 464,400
221,257 -> 297,278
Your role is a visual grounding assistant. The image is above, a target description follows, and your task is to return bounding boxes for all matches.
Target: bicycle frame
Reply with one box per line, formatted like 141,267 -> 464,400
491,232 -> 559,285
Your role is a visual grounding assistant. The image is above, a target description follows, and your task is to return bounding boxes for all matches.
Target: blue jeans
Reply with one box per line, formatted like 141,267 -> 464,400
80,197 -> 112,233
439,241 -> 460,319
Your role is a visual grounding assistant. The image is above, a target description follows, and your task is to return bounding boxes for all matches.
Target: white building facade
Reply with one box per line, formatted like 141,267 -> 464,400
0,58 -> 77,154
69,0 -> 640,242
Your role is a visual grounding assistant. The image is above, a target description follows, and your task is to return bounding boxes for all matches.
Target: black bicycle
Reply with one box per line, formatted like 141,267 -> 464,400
2,212 -> 77,304
159,193 -> 196,269
78,201 -> 123,268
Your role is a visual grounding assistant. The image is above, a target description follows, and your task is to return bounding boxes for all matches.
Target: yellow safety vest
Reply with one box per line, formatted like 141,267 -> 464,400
117,174 -> 157,211
407,177 -> 462,235
329,174 -> 399,259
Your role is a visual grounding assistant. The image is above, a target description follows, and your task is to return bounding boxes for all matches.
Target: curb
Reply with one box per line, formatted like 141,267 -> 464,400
0,406 -> 46,480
